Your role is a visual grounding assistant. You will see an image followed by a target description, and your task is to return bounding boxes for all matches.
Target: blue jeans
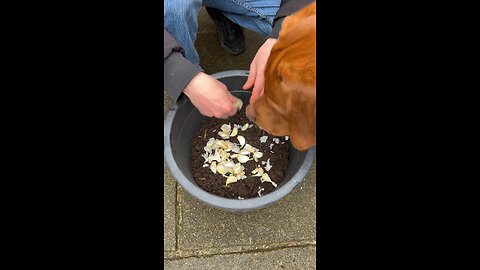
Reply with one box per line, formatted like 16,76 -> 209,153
164,0 -> 281,66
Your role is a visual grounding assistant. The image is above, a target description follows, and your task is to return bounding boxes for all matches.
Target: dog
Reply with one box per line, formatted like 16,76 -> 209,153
246,1 -> 316,151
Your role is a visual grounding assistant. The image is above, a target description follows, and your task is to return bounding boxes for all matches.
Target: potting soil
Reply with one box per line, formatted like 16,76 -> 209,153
190,103 -> 290,199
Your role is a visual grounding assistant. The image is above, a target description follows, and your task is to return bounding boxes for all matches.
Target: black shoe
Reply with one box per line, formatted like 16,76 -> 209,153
205,7 -> 245,55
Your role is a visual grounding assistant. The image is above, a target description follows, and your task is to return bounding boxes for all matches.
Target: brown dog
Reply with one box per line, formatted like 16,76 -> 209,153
246,2 -> 316,151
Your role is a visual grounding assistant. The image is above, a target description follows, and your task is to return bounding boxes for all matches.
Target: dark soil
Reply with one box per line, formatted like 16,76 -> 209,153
190,104 -> 289,199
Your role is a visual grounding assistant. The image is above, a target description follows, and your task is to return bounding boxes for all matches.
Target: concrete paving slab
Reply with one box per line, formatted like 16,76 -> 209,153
195,30 -> 265,75
164,245 -> 316,270
164,29 -> 175,251
197,8 -> 216,34
177,161 -> 316,251
196,7 -> 266,75
164,162 -> 177,251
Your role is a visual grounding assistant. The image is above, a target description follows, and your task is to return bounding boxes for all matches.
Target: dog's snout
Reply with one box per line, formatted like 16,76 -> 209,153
246,105 -> 256,122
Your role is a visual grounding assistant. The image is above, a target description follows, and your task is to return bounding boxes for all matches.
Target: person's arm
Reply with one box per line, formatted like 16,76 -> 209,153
164,29 -> 203,104
243,0 -> 315,102
164,29 -> 239,118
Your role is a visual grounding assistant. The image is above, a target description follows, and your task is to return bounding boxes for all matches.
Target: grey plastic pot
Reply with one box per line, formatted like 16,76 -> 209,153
164,70 -> 315,212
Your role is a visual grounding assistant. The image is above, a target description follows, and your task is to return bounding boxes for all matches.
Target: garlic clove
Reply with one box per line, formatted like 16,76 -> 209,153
243,144 -> 256,153
253,167 -> 264,177
241,123 -> 249,131
220,124 -> 231,133
234,99 -> 243,110
204,138 -> 216,151
261,173 -> 272,182
239,149 -> 250,156
231,144 -> 240,153
224,160 -> 236,169
261,173 -> 277,187
210,161 -> 217,174
226,141 -> 235,151
237,154 -> 250,163
213,150 -> 222,162
216,164 -> 227,175
218,131 -> 230,139
218,149 -> 230,161
233,164 -> 244,175
230,126 -> 238,137
226,175 -> 238,186
253,151 -> 263,159
215,140 -> 229,149
237,135 -> 246,147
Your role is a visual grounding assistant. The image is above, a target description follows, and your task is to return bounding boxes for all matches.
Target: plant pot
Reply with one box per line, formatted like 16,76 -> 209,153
164,70 -> 315,211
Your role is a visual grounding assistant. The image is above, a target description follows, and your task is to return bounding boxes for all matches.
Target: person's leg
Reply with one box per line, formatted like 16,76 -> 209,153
203,0 -> 281,36
164,0 -> 203,66
205,6 -> 246,55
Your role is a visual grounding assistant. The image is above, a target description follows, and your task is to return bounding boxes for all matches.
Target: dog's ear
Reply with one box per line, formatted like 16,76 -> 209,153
282,79 -> 316,151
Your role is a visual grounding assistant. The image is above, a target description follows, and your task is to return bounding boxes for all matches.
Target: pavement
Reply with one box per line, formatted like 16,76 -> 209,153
164,8 -> 317,269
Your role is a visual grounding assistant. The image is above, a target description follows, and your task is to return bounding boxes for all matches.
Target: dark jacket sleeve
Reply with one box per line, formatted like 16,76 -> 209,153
267,0 -> 315,39
164,29 -> 203,104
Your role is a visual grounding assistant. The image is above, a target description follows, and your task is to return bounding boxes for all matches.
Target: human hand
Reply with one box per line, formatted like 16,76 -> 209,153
183,72 -> 240,119
242,38 -> 278,104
